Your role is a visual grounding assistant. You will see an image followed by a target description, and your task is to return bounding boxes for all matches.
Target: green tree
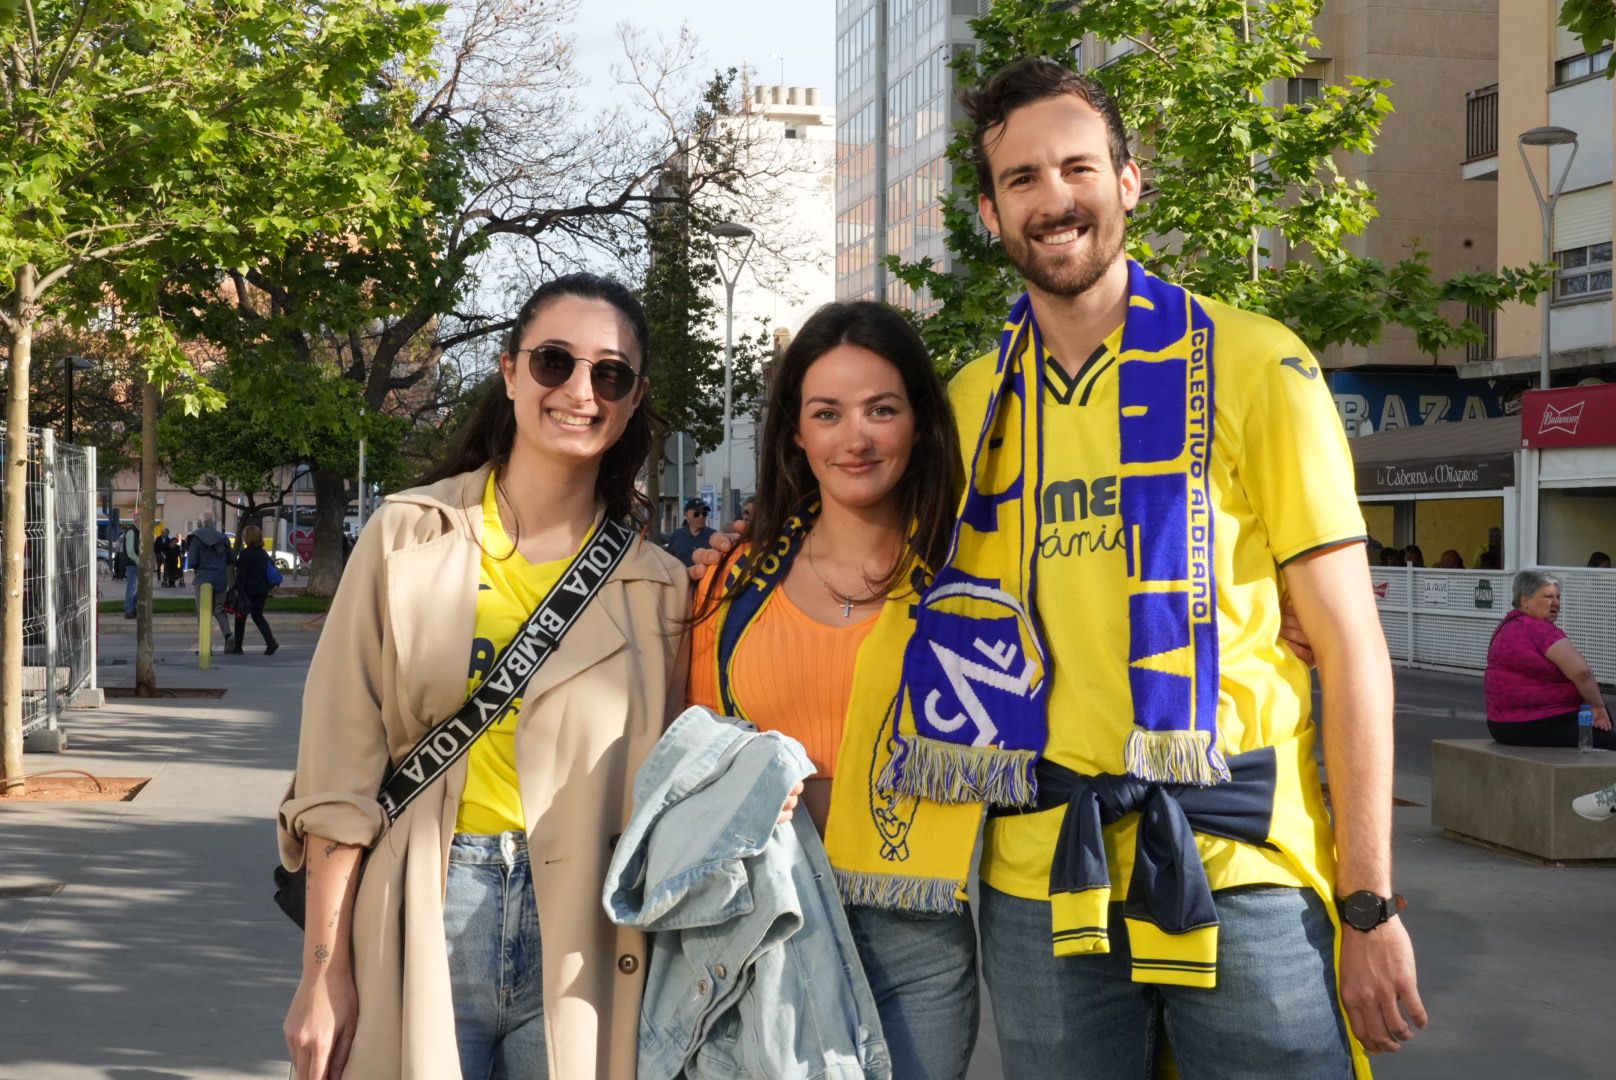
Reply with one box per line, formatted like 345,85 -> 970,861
160,11 -> 793,593
892,0 -> 1548,371
0,0 -> 439,779
1560,0 -> 1615,69
641,126 -> 771,532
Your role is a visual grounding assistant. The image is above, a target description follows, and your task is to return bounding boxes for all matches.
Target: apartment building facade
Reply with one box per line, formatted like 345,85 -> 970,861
1463,0 -> 1613,383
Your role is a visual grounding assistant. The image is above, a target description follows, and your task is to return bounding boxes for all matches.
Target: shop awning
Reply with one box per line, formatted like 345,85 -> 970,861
1349,416 -> 1519,494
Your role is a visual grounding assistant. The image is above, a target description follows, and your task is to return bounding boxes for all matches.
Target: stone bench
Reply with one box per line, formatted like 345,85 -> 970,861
1431,740 -> 1616,862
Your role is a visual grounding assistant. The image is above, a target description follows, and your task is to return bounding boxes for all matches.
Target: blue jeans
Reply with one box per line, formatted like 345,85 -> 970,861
980,884 -> 1352,1080
443,832 -> 546,1080
844,904 -> 979,1080
124,565 -> 138,614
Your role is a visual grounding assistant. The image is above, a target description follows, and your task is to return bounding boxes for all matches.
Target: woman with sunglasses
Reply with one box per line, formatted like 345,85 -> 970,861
280,274 -> 689,1080
688,301 -> 983,1080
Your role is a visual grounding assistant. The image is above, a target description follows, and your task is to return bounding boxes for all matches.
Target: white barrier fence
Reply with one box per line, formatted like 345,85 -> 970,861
1370,566 -> 1616,680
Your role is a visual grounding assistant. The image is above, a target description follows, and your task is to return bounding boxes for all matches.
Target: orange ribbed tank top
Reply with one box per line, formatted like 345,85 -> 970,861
688,576 -> 877,777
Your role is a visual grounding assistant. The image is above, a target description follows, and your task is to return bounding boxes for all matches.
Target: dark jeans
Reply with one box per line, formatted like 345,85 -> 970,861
1489,711 -> 1616,750
232,590 -> 275,649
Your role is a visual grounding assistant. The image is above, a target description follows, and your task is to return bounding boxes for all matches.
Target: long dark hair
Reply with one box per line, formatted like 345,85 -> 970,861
420,273 -> 659,526
703,301 -> 961,616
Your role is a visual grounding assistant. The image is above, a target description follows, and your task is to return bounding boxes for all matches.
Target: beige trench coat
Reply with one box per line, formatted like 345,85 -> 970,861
278,465 -> 689,1078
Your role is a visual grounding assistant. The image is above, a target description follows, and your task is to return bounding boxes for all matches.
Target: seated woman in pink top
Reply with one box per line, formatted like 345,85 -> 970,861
1484,569 -> 1616,749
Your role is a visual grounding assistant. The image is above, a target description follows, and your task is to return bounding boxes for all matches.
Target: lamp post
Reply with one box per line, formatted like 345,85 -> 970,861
60,355 -> 94,444
1517,125 -> 1580,390
709,220 -> 757,529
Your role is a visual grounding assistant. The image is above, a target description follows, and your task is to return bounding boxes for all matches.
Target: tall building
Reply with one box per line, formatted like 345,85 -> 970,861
835,0 -> 976,313
1463,0 -> 1613,384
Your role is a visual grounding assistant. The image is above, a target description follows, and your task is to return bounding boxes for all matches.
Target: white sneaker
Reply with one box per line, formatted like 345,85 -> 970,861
1571,781 -> 1616,822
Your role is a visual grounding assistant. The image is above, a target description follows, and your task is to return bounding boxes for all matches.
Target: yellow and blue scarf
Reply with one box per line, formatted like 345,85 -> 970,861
709,500 -> 985,913
885,261 -> 1227,804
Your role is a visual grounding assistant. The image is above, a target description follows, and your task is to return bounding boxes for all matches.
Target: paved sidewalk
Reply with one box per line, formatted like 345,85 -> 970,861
1,633 -> 1611,1077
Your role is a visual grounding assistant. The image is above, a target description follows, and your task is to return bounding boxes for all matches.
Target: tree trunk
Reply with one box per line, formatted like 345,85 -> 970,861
1,266 -> 36,793
646,426 -> 667,540
305,467 -> 349,597
135,375 -> 159,696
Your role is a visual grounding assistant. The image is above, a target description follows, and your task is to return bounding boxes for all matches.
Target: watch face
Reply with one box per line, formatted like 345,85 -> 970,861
1342,891 -> 1383,930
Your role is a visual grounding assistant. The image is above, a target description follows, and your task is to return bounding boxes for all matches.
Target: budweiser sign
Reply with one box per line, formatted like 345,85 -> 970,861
1521,386 -> 1616,449
1537,400 -> 1585,436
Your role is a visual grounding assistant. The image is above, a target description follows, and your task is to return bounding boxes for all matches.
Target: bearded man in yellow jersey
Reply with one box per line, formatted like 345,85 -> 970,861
890,59 -> 1426,1078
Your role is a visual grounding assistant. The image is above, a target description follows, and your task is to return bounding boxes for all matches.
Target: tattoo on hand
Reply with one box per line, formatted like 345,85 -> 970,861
323,842 -> 338,858
314,944 -> 330,964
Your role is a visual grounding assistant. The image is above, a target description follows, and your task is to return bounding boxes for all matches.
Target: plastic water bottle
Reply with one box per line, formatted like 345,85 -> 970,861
1578,704 -> 1595,752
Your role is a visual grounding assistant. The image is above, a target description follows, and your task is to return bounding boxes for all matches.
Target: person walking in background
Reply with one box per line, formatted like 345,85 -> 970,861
1473,526 -> 1503,570
164,532 -> 185,587
662,496 -> 715,567
152,531 -> 171,589
279,273 -> 688,1080
228,525 -> 279,656
899,58 -> 1421,1077
1484,569 -> 1616,750
121,524 -> 140,618
688,302 -> 980,1080
1587,551 -> 1611,569
187,514 -> 235,650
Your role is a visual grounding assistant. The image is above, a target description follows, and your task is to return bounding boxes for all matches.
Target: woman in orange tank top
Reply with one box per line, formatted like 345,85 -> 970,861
687,302 -> 979,1080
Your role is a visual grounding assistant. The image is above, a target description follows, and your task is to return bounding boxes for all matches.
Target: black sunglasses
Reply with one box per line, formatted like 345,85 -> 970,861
688,508 -> 708,517
517,344 -> 643,402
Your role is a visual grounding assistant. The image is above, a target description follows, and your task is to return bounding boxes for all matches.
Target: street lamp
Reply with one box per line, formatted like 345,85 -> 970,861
709,220 -> 757,529
60,355 -> 94,444
1517,125 -> 1579,390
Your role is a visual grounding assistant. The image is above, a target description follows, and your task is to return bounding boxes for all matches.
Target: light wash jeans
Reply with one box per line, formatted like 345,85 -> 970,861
980,884 -> 1352,1080
124,565 -> 138,615
844,904 -> 979,1080
443,832 -> 546,1080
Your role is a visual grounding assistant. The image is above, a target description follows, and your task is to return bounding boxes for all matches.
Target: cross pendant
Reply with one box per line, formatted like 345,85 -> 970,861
840,598 -> 853,618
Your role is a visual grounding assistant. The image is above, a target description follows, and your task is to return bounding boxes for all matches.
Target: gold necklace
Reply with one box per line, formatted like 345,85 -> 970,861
805,534 -> 887,618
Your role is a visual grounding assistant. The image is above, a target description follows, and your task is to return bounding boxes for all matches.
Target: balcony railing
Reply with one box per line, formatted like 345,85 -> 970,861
1465,304 -> 1497,363
1465,84 -> 1498,163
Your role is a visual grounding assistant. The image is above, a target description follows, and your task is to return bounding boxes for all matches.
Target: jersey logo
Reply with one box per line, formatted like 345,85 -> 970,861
1280,356 -> 1319,380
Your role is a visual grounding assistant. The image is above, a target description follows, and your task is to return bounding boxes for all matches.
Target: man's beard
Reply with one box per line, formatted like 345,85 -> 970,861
1000,207 -> 1126,298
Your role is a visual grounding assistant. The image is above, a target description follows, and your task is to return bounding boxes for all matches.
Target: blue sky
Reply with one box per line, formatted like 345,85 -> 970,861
572,0 -> 837,109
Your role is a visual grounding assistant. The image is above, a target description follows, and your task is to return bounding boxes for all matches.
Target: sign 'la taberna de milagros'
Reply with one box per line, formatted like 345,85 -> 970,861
1355,455 -> 1515,496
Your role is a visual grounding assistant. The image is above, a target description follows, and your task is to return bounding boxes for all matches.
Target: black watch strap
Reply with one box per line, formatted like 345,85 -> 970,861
1336,890 -> 1407,932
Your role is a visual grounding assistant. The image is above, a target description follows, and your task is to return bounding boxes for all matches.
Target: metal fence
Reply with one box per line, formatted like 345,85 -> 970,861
0,426 -> 97,746
1372,566 -> 1616,681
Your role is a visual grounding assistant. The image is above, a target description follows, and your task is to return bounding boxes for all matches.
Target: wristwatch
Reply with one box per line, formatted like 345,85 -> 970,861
1336,890 -> 1407,932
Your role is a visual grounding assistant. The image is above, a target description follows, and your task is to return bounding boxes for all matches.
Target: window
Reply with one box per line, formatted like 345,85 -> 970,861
1557,242 -> 1613,300
1286,78 -> 1322,105
1555,46 -> 1613,85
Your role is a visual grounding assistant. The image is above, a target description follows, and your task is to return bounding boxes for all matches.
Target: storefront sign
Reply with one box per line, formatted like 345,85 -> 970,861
1520,385 -> 1616,448
1474,580 -> 1494,609
1331,372 -> 1503,439
1421,579 -> 1449,606
1355,455 -> 1514,495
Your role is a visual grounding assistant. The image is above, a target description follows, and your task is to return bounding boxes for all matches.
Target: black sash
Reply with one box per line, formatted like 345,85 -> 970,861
273,516 -> 636,927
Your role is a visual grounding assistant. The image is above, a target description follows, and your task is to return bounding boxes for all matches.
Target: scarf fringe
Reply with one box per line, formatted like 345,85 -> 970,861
1124,728 -> 1231,787
833,867 -> 965,914
881,736 -> 1038,807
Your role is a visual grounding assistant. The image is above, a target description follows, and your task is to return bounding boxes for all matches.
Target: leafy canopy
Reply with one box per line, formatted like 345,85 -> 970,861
1,0 -> 443,394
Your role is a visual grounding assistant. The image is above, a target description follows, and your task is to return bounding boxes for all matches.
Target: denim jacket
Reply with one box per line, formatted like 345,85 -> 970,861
603,707 -> 892,1080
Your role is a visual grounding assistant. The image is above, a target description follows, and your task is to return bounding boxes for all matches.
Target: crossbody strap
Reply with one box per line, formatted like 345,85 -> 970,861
375,517 -> 637,821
